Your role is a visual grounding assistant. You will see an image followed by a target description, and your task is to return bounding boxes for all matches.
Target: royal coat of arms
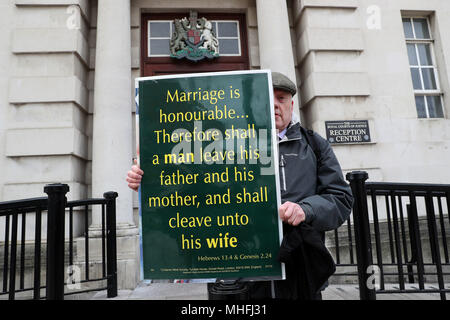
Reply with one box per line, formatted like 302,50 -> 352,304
170,11 -> 219,61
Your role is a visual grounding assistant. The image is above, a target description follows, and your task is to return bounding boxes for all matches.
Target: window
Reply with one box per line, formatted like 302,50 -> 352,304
141,13 -> 249,76
402,17 -> 444,118
211,21 -> 241,56
148,20 -> 241,57
148,21 -> 173,56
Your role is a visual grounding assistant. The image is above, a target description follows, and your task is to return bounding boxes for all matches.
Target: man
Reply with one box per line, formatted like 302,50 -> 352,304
244,72 -> 353,300
127,72 -> 353,300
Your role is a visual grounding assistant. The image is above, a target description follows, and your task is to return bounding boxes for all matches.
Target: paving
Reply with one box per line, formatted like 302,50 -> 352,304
90,282 -> 449,300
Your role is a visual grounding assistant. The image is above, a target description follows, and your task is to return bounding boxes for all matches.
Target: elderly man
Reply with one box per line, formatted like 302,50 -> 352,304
127,72 -> 353,300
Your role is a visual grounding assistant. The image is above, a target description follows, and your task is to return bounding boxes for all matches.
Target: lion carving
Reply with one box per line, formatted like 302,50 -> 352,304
170,19 -> 188,55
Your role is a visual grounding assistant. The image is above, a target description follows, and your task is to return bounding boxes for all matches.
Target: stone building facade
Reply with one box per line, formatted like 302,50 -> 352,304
0,0 -> 449,290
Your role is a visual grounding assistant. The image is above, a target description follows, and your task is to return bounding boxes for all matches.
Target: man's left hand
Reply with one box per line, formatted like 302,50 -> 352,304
279,201 -> 306,226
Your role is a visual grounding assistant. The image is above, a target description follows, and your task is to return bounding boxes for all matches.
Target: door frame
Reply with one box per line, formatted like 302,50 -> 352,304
140,12 -> 250,76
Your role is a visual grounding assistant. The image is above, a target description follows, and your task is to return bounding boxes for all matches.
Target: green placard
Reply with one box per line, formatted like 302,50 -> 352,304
136,70 -> 284,280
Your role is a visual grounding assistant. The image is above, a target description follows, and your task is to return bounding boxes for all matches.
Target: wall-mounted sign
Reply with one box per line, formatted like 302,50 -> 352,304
135,70 -> 284,281
170,11 -> 219,61
325,120 -> 371,144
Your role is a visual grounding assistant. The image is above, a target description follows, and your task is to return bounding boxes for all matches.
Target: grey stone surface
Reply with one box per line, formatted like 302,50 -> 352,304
90,282 -> 448,300
91,282 -> 208,300
322,283 -> 449,300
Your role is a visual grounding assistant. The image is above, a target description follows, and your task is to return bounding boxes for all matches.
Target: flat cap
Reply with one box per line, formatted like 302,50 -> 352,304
272,72 -> 297,96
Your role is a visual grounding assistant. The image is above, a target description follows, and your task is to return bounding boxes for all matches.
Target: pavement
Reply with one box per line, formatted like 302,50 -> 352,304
90,282 -> 449,300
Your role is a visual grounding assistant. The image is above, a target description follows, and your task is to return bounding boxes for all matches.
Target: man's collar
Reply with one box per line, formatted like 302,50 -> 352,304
286,121 -> 301,138
285,121 -> 302,139
278,127 -> 288,139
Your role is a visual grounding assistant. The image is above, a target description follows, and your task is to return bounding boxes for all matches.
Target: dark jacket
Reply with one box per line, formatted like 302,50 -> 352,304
247,122 -> 353,299
279,122 -> 353,232
277,223 -> 336,300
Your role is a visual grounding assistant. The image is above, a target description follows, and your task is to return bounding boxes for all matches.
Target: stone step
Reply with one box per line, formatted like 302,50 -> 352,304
90,282 -> 449,300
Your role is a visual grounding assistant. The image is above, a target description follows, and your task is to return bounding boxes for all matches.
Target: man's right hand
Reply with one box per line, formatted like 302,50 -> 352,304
126,159 -> 144,192
279,201 -> 306,226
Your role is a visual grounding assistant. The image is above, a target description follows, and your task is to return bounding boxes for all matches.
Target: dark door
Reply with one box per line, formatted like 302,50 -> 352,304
141,12 -> 250,76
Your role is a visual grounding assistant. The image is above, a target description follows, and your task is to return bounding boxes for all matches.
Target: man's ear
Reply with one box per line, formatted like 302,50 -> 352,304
290,99 -> 294,112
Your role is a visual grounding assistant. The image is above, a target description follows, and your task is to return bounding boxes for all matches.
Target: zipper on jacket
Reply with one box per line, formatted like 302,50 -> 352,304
280,154 -> 286,191
278,137 -> 300,144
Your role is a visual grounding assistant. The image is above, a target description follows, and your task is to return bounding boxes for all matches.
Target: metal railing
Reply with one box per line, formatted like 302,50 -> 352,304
0,184 -> 118,300
329,171 -> 450,300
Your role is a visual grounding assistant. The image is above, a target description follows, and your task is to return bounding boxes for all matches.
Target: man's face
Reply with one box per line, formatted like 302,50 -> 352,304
273,89 -> 294,131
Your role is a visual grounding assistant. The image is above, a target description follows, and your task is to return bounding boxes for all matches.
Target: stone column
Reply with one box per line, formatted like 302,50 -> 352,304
92,0 -> 134,229
90,0 -> 139,289
256,0 -> 300,117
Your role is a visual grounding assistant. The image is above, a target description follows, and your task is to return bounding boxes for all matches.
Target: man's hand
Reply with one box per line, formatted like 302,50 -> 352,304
279,201 -> 306,226
126,159 -> 144,192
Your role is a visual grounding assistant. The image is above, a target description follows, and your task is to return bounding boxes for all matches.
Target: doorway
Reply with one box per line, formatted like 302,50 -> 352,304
140,12 -> 250,76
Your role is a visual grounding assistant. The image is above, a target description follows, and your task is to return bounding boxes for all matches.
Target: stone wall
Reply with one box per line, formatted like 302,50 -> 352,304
0,0 -> 93,240
291,0 -> 450,186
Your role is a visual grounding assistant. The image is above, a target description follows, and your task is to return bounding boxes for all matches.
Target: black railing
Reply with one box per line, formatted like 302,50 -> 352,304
328,171 -> 450,300
0,197 -> 47,300
0,184 -> 118,300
